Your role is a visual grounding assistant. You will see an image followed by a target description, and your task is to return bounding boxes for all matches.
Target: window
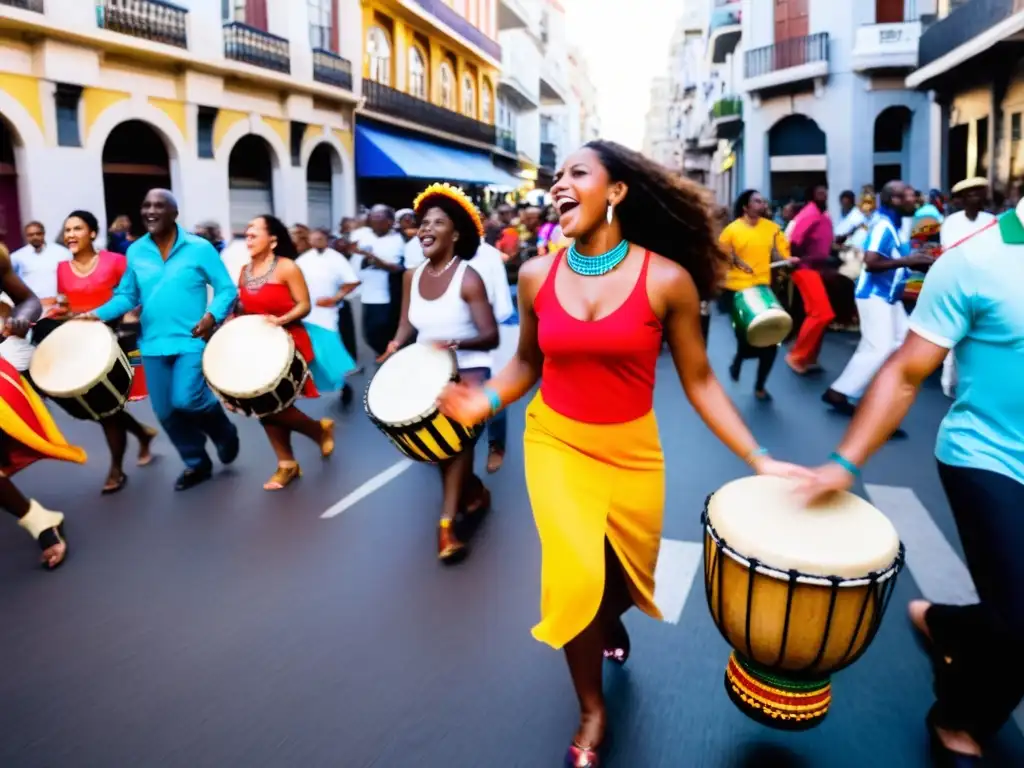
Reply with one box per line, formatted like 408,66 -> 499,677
55,83 -> 83,148
408,47 -> 427,99
462,74 -> 476,117
308,0 -> 333,51
439,63 -> 454,109
481,82 -> 492,123
367,27 -> 391,86
222,0 -> 246,22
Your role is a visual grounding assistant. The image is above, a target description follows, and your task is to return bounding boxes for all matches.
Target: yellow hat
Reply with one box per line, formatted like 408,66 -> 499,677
951,177 -> 988,195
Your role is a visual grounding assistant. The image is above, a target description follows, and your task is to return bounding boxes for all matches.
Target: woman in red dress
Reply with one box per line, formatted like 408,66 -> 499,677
237,215 -> 334,490
53,210 -> 157,493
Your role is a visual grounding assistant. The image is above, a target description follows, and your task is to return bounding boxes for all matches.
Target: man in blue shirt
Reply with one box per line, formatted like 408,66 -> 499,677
799,206 -> 1024,763
823,180 -> 933,414
87,190 -> 239,490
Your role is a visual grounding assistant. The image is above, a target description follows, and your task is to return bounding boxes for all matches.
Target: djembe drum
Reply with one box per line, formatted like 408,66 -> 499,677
702,476 -> 905,729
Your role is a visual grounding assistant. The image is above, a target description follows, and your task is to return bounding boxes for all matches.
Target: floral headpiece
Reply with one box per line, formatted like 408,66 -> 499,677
412,183 -> 485,238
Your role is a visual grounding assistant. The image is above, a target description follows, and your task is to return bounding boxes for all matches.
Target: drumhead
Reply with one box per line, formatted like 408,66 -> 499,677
203,315 -> 293,397
367,343 -> 455,426
746,310 -> 793,348
29,320 -> 119,397
707,475 -> 900,579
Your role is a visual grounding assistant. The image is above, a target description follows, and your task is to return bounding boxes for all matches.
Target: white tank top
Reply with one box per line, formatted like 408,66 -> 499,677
408,260 -> 492,371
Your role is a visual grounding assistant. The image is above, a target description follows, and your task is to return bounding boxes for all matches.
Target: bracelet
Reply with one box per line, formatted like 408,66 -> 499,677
483,386 -> 502,417
829,451 -> 861,477
744,446 -> 769,466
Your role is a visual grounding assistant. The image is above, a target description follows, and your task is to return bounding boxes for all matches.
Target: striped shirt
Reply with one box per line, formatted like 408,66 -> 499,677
854,210 -> 908,303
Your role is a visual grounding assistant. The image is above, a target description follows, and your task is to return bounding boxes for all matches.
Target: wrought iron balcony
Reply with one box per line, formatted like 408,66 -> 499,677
223,22 -> 290,74
918,0 -> 1023,70
497,129 -> 516,154
312,48 -> 353,91
96,0 -> 188,49
363,81 -> 497,146
1,0 -> 44,11
744,32 -> 829,93
411,0 -> 502,60
540,141 -> 557,170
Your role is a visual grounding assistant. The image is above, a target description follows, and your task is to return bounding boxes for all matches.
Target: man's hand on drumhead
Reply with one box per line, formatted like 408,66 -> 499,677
794,463 -> 855,504
191,313 -> 216,339
263,315 -> 285,327
437,382 -> 490,427
749,455 -> 817,482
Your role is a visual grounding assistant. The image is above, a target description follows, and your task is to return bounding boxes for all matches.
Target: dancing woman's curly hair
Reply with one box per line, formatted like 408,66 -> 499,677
585,140 -> 726,299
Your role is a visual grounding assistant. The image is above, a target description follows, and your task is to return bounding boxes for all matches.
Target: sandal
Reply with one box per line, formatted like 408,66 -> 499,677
566,742 -> 601,768
264,463 -> 301,491
486,446 -> 504,474
18,500 -> 67,570
102,472 -> 128,495
437,518 -> 466,562
319,418 -> 335,459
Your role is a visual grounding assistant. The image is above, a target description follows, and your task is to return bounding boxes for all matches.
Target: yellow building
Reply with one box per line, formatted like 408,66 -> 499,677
355,0 -> 522,205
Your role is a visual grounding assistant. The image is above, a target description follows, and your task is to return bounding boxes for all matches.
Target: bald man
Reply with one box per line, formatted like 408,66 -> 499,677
87,189 -> 240,491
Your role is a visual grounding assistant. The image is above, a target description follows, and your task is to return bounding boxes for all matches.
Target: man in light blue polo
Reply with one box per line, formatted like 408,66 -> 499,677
88,189 -> 239,490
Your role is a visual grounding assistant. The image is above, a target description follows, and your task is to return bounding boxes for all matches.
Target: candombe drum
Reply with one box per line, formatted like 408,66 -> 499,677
702,475 -> 904,729
365,343 -> 480,462
202,315 -> 309,417
731,286 -> 793,348
29,319 -> 133,420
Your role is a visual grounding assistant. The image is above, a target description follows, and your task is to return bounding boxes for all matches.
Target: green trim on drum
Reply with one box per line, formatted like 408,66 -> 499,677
731,286 -> 793,348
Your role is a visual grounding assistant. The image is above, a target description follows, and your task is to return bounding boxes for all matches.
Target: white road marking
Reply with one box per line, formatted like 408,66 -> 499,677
653,539 -> 704,625
865,484 -> 1024,734
321,459 -> 414,519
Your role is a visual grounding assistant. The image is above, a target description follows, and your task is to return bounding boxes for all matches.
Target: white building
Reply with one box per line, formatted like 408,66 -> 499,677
643,77 -> 675,168
568,46 -> 600,144
0,0 -> 360,250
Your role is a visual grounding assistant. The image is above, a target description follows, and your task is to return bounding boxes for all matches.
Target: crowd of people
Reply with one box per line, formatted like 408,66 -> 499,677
0,138 -> 1021,766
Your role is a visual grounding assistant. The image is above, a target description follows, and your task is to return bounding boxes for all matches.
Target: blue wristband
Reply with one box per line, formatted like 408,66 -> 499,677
744,446 -> 769,465
483,386 -> 502,416
829,451 -> 861,477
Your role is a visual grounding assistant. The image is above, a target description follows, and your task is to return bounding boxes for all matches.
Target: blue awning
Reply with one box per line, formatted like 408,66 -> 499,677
356,125 -> 514,186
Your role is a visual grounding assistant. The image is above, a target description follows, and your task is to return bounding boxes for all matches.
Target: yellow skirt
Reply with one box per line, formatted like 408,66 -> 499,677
524,392 -> 665,650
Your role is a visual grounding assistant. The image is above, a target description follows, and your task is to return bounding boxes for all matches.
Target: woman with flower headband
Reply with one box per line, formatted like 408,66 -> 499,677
437,142 -> 810,766
379,184 -> 498,561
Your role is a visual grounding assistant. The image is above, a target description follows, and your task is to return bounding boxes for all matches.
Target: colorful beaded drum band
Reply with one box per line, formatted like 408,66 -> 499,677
725,653 -> 832,730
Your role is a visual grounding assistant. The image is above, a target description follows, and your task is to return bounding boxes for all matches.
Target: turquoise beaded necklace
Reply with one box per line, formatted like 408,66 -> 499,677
566,240 -> 629,276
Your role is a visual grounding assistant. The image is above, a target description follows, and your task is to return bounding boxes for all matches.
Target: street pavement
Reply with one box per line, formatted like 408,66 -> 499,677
2,311 -> 1023,768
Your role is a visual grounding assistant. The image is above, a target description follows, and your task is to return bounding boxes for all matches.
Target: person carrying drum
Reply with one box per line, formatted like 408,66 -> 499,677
437,142 -> 809,766
799,200 -> 1024,765
718,190 -> 795,401
235,215 -> 335,491
379,183 -> 498,563
81,189 -> 240,492
0,243 -> 86,569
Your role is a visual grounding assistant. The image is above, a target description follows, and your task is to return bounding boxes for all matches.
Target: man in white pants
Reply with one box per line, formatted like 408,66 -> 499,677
823,181 -> 934,416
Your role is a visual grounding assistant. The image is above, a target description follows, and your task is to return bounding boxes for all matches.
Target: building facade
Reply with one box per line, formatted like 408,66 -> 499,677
741,0 -> 933,209
567,45 -> 600,146
0,0 -> 360,248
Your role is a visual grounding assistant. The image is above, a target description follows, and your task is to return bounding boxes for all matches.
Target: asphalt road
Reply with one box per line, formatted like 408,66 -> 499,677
2,311 -> 1022,768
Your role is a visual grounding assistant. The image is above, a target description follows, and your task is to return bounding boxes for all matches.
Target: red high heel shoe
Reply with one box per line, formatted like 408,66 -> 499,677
566,742 -> 601,768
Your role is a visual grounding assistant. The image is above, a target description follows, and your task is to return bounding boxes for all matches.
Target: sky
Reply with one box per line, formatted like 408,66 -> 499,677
563,0 -> 678,150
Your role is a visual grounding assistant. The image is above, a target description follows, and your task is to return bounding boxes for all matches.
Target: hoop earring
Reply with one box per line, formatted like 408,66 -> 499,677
606,202 -> 615,225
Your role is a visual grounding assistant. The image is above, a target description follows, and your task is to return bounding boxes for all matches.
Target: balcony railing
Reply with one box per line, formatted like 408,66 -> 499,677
497,129 -> 517,154
96,0 -> 188,49
312,48 -> 353,91
712,97 -> 742,120
223,22 -> 290,74
1,0 -> 44,11
363,80 -> 497,145
540,141 -> 557,170
411,0 -> 502,60
745,32 -> 829,79
918,0 -> 1024,69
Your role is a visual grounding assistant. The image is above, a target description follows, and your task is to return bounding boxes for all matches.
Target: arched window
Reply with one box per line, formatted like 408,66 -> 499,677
366,26 -> 391,86
439,63 -> 455,109
408,46 -> 427,99
481,81 -> 493,123
462,74 -> 476,117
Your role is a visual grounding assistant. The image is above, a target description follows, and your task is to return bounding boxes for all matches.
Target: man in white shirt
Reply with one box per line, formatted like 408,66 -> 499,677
297,229 -> 361,404
937,177 -> 996,398
350,205 -> 405,357
10,221 -> 70,345
834,190 -> 869,249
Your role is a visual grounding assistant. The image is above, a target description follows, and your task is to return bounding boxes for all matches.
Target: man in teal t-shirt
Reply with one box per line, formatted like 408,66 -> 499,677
798,207 -> 1024,762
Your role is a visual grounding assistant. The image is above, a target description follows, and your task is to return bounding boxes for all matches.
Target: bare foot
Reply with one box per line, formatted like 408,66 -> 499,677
137,426 -> 158,466
486,447 -> 504,474
41,538 -> 66,569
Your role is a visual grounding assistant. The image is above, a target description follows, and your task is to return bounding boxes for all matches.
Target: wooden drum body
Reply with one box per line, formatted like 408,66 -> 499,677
365,344 -> 480,463
731,286 -> 793,348
702,476 -> 904,730
29,320 -> 133,420
202,315 -> 309,418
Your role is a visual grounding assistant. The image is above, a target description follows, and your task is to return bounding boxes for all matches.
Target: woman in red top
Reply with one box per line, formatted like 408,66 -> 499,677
236,215 -> 334,491
439,142 -> 811,766
53,210 -> 157,494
